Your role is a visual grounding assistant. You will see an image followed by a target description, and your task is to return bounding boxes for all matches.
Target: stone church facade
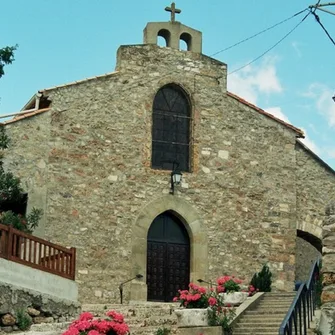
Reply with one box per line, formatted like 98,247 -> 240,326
1,12 -> 335,303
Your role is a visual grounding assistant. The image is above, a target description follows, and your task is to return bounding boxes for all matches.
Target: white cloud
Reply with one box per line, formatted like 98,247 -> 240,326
228,57 -> 283,105
228,58 -> 322,156
303,83 -> 335,127
265,107 -> 290,124
291,41 -> 302,58
327,149 -> 335,159
300,129 -> 321,155
265,106 -> 320,155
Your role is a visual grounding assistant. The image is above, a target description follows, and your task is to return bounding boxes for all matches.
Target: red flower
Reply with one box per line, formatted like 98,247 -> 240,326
79,312 -> 94,321
208,297 -> 217,306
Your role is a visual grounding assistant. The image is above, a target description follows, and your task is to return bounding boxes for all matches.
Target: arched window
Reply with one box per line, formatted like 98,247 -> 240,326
152,84 -> 191,172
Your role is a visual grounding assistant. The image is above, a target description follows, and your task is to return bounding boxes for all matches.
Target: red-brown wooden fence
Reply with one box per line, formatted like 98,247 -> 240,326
0,223 -> 76,280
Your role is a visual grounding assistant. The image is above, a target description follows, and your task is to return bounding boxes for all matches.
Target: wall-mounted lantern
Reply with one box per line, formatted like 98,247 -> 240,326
170,163 -> 182,195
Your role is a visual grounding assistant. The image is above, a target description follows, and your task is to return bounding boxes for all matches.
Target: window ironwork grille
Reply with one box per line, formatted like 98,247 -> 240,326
151,84 -> 191,172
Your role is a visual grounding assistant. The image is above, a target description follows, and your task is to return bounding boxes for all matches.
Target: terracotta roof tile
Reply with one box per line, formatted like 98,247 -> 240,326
227,91 -> 304,138
1,108 -> 51,125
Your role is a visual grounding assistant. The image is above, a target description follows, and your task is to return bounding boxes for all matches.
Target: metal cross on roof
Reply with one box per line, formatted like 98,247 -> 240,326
165,2 -> 181,22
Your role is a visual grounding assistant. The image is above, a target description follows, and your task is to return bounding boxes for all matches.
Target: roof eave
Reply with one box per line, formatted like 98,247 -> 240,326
227,91 -> 304,138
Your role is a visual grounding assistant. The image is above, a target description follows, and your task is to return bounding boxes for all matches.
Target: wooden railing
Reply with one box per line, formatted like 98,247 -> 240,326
0,223 -> 76,280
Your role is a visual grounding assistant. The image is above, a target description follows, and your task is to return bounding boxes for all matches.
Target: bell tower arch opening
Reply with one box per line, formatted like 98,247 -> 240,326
180,32 -> 192,51
157,29 -> 171,47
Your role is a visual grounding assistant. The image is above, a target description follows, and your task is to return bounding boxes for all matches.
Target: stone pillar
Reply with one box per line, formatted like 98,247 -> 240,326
320,200 -> 335,334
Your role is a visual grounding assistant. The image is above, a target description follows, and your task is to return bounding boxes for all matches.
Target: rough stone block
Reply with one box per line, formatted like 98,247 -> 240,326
176,326 -> 222,335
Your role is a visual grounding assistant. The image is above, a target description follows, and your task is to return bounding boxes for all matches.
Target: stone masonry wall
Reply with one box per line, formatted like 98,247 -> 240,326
2,44 -> 304,302
295,236 -> 321,282
3,112 -> 51,238
0,282 -> 80,333
320,201 -> 335,334
296,142 -> 335,240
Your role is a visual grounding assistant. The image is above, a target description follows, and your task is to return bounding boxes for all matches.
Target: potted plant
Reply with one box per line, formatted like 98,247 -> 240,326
173,283 -> 220,327
217,276 -> 248,306
62,310 -> 129,335
173,282 -> 236,333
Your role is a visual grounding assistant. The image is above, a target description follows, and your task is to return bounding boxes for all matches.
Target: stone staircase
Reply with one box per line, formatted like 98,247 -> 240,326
233,292 -> 296,335
10,293 -> 308,335
11,302 -> 179,335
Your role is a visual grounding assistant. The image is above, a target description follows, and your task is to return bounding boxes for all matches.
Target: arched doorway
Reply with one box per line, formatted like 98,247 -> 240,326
147,211 -> 190,302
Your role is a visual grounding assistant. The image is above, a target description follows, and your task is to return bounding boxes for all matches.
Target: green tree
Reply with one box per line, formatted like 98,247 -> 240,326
0,45 -> 42,233
250,264 -> 272,292
0,45 -> 17,79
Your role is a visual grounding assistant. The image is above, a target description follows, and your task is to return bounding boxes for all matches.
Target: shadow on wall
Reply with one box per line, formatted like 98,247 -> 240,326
295,230 -> 322,282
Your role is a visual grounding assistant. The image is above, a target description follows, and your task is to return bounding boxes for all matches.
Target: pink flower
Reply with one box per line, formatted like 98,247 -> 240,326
173,297 -> 178,302
208,297 -> 217,306
87,331 -> 101,335
62,329 -> 79,335
106,311 -> 124,323
79,312 -> 94,321
198,286 -> 207,294
217,285 -> 225,293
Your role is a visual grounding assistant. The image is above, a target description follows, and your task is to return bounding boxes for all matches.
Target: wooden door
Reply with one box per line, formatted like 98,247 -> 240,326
147,211 -> 190,302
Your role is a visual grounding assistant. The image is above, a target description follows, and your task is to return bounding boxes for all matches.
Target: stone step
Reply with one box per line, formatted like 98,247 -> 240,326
237,316 -> 284,323
256,303 -> 293,307
235,322 -> 281,328
82,303 -> 177,317
262,293 -> 296,296
129,325 -> 176,335
233,332 -> 279,335
126,316 -> 177,326
30,322 -> 70,332
245,309 -> 289,315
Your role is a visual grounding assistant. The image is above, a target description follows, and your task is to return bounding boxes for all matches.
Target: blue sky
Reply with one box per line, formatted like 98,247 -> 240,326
1,0 -> 334,169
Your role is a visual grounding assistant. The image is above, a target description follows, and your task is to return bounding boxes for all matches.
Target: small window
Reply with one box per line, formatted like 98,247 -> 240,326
151,84 -> 191,172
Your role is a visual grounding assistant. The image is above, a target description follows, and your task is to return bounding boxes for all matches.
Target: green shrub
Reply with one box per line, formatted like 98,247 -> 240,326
16,309 -> 32,331
250,264 -> 272,292
155,327 -> 170,335
0,127 -> 9,149
0,208 -> 43,233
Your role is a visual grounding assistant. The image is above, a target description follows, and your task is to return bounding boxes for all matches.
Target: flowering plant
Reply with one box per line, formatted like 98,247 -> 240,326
246,284 -> 257,297
208,306 -> 236,334
62,310 -> 129,335
173,282 -> 236,333
173,283 -> 219,309
217,276 -> 243,293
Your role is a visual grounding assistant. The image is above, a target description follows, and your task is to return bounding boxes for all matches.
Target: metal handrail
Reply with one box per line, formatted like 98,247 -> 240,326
119,274 -> 143,304
279,258 -> 321,335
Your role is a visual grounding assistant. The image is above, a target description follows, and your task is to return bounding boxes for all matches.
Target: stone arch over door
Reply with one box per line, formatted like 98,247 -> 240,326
129,195 -> 208,301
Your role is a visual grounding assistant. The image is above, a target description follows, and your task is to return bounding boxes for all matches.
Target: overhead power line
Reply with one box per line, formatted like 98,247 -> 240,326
210,8 -> 308,57
228,10 -> 311,75
311,10 -> 335,46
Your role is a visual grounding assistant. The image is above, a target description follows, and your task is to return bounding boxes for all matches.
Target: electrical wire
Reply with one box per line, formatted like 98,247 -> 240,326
228,10 -> 311,75
92,8 -> 312,95
311,11 -> 335,46
211,8 -> 308,57
312,0 -> 322,13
